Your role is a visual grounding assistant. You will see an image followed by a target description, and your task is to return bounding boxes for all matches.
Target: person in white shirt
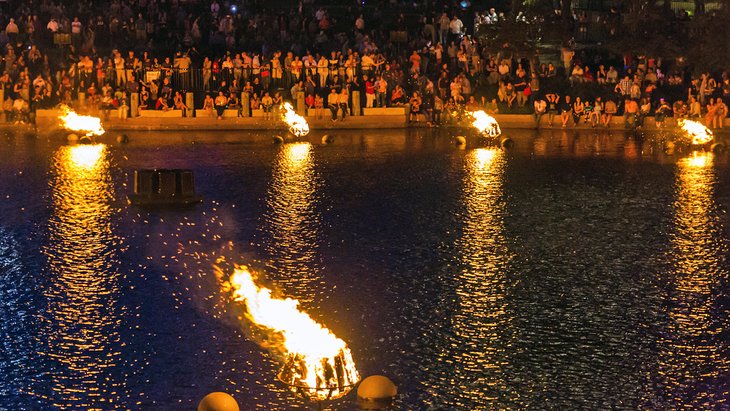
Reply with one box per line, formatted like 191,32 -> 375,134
449,16 -> 463,41
487,8 -> 498,24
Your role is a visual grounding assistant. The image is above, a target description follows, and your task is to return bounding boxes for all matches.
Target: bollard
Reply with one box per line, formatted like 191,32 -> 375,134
296,90 -> 305,116
352,90 -> 361,116
186,92 -> 195,117
130,92 -> 139,117
78,92 -> 86,108
241,92 -> 250,117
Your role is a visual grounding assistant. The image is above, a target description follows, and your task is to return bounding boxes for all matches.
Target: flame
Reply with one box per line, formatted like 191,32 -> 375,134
281,102 -> 310,138
470,110 -> 501,137
679,119 -> 713,145
223,266 -> 359,401
58,105 -> 105,137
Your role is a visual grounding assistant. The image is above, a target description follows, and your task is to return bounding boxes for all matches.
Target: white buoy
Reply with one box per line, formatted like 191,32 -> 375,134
273,135 -> 285,144
321,134 -> 334,144
500,136 -> 514,149
454,136 -> 466,146
67,133 -> 79,143
116,134 -> 130,144
711,142 -> 726,153
197,392 -> 240,411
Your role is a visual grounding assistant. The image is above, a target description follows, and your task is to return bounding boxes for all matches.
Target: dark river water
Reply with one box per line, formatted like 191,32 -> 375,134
0,128 -> 728,410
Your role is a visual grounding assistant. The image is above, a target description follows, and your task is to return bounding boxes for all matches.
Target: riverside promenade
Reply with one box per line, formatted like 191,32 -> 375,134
33,107 -> 730,134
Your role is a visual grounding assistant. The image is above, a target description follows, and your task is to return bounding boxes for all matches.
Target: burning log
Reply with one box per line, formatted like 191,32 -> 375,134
679,119 -> 713,146
469,110 -> 501,138
58,105 -> 105,138
222,266 -> 359,402
281,102 -> 310,138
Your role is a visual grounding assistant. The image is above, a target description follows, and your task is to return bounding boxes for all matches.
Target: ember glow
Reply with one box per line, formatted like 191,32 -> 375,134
679,119 -> 713,145
281,102 -> 310,138
222,266 -> 359,402
470,110 -> 501,138
58,105 -> 105,137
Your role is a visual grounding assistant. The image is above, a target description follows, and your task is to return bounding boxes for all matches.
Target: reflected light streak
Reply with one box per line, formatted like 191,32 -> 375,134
657,151 -> 728,408
426,148 -> 513,408
36,144 -> 129,409
262,143 -> 323,304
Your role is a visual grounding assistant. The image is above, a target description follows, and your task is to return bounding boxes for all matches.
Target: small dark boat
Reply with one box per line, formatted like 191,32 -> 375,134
128,169 -> 202,207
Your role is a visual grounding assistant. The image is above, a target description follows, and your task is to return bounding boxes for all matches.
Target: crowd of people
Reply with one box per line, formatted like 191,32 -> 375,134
0,0 -> 728,129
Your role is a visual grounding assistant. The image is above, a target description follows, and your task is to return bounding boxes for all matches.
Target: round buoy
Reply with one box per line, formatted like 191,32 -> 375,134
67,133 -> 79,143
454,136 -> 466,146
116,134 -> 130,144
197,392 -> 240,411
321,134 -> 334,144
500,137 -> 514,149
79,135 -> 93,144
711,142 -> 726,154
357,375 -> 397,410
273,135 -> 285,144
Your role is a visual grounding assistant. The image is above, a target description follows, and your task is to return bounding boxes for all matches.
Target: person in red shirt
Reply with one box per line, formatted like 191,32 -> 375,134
364,76 -> 376,108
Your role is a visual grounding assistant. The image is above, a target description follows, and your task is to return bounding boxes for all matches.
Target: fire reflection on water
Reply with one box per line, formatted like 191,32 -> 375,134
36,144 -> 129,409
425,148 -> 513,408
261,143 -> 323,304
657,151 -> 729,407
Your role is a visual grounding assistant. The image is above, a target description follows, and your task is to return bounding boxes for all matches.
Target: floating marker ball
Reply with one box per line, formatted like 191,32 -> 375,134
116,134 -> 129,144
67,133 -> 79,143
273,135 -> 285,144
711,142 -> 726,154
358,375 -> 397,400
454,136 -> 466,146
321,134 -> 334,144
79,135 -> 93,144
500,137 -> 514,149
357,375 -> 397,410
197,392 -> 240,411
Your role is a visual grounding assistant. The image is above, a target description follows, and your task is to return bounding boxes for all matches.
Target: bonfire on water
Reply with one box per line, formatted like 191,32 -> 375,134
469,110 -> 501,138
220,265 -> 359,402
678,119 -> 713,145
281,102 -> 310,138
58,104 -> 105,137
